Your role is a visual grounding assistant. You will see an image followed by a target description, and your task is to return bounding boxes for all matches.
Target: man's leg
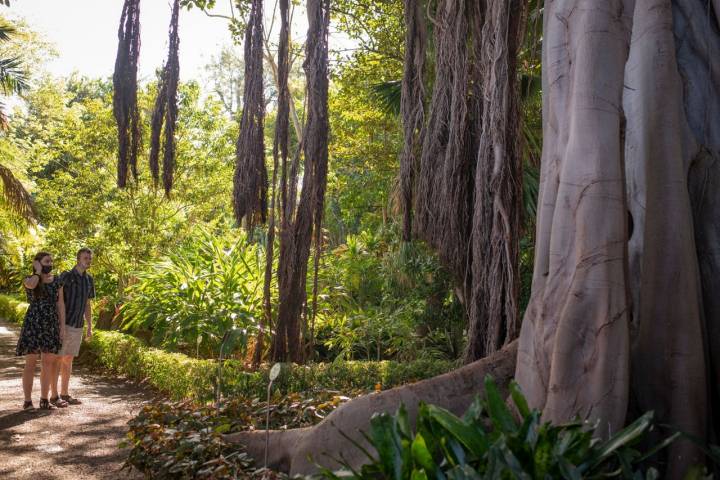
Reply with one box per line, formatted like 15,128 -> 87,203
50,355 -> 61,399
60,355 -> 73,396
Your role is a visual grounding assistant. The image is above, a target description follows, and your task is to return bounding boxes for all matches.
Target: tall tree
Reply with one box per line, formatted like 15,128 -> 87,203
256,0 -> 290,366
271,0 -> 331,362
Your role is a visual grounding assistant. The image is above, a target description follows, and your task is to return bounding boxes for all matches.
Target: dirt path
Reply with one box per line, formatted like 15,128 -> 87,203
0,319 -> 153,479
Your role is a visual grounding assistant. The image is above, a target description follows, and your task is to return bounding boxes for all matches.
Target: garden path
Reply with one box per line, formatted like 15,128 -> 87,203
0,319 -> 152,479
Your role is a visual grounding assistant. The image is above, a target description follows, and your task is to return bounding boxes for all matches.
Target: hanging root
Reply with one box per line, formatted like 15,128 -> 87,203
233,0 -> 267,229
113,0 -> 141,188
225,342 -> 517,475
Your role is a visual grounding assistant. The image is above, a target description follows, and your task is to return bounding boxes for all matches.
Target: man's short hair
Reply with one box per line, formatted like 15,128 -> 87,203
77,247 -> 93,260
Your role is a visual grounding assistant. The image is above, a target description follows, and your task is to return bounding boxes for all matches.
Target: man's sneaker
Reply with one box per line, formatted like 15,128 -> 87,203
49,396 -> 69,408
60,395 -> 82,405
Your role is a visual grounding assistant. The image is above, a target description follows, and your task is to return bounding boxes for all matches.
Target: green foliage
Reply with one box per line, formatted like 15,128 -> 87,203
316,228 -> 464,362
84,329 -> 455,401
315,377 -> 671,480
4,75 -> 237,298
119,231 -> 265,358
0,292 -> 27,323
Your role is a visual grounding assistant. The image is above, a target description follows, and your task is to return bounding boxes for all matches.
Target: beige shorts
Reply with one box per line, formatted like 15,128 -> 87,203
59,326 -> 84,357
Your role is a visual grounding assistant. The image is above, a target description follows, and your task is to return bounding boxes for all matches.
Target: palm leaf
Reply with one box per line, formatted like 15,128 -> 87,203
369,80 -> 402,116
0,56 -> 28,95
0,162 -> 37,223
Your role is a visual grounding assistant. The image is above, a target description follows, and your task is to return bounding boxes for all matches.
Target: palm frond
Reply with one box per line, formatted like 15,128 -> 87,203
369,80 -> 402,116
0,56 -> 27,95
0,162 -> 37,223
0,21 -> 16,41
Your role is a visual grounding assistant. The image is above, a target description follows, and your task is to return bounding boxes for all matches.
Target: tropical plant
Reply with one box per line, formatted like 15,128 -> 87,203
120,231 -> 266,358
314,376 -> 676,480
0,19 -> 34,224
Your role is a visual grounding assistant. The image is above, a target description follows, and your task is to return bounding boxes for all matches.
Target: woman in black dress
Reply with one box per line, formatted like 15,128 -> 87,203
15,252 -> 67,410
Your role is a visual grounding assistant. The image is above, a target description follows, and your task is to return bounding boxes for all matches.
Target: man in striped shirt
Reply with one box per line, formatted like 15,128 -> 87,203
53,248 -> 95,406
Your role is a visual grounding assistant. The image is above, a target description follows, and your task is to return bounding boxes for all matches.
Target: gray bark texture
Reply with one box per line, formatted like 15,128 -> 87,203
516,0 -> 720,476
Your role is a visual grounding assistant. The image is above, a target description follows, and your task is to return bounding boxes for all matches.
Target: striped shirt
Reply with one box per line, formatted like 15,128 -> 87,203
59,267 -> 95,328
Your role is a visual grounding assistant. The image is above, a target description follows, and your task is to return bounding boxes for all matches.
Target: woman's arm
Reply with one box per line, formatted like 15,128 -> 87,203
23,260 -> 42,290
23,274 -> 40,290
23,261 -> 42,289
57,286 -> 66,341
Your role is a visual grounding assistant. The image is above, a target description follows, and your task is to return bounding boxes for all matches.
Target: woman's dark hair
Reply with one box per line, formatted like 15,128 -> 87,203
30,251 -> 51,300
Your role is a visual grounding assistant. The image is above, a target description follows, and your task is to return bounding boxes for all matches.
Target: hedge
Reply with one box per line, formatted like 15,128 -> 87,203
0,293 -> 28,324
86,330 -> 458,401
1,293 -> 457,401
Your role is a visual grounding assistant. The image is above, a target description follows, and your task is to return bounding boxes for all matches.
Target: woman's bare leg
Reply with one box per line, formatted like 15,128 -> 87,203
40,353 -> 57,400
22,354 -> 38,402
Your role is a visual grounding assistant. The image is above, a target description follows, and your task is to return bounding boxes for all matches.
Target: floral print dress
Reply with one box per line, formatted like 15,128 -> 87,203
15,277 -> 63,356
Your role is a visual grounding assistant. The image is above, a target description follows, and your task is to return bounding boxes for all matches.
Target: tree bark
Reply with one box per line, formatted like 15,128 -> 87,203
271,0 -> 330,363
516,0 -> 719,475
233,0 -> 268,229
515,0 -> 632,435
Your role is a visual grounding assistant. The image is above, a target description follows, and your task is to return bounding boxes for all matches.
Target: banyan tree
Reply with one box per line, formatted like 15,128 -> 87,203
110,0 -> 720,476
227,1 -> 720,477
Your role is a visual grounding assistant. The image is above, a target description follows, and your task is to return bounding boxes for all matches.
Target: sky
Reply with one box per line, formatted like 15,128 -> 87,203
7,1 -> 239,83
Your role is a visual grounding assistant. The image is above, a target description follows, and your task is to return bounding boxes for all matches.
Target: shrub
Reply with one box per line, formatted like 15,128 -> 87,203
316,229 -> 465,362
120,231 -> 266,358
0,293 -> 29,324
314,377 -> 677,480
84,329 -> 457,401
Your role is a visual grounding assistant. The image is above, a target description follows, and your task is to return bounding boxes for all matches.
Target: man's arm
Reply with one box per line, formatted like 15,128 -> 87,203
84,301 -> 92,339
85,276 -> 95,339
57,286 -> 66,342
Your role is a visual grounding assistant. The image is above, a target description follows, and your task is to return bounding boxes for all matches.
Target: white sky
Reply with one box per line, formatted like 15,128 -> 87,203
7,1 -> 240,82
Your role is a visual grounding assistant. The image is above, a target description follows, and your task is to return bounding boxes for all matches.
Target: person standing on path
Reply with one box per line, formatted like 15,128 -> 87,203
15,252 -> 68,411
54,247 -> 95,405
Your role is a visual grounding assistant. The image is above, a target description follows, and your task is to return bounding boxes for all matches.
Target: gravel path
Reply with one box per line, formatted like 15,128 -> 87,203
0,319 -> 153,479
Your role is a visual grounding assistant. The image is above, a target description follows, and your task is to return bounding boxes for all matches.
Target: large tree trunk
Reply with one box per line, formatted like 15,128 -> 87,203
271,0 -> 330,362
515,0 -> 719,476
515,0 -> 633,438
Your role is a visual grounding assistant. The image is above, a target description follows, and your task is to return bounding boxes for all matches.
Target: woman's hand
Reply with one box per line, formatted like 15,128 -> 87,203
33,260 -> 42,274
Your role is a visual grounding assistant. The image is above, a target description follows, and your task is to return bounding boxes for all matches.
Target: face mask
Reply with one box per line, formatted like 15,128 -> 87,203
41,265 -> 53,274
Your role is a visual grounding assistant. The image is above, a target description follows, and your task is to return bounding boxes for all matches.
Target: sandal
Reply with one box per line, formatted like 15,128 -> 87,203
38,398 -> 57,410
60,394 -> 82,405
22,400 -> 37,412
50,396 -> 69,408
